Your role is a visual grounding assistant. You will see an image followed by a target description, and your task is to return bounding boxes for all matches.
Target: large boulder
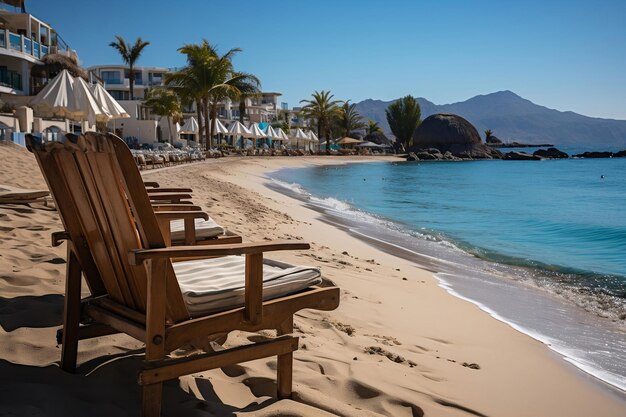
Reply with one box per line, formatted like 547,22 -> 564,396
486,135 -> 503,144
412,113 -> 481,148
533,147 -> 569,159
410,113 -> 502,159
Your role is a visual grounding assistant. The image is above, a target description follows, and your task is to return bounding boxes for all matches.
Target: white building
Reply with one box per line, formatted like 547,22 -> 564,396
0,0 -> 75,98
0,0 -> 82,143
88,64 -> 168,101
88,64 -> 283,144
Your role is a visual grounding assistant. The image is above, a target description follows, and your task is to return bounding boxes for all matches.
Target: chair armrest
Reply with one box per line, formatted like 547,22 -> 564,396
144,181 -> 160,188
147,188 -> 193,193
148,193 -> 193,201
154,211 -> 209,221
51,231 -> 71,247
152,204 -> 203,212
129,241 -> 310,265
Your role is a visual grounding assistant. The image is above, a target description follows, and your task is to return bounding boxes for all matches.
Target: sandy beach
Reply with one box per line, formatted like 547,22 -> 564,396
1,141 -> 625,417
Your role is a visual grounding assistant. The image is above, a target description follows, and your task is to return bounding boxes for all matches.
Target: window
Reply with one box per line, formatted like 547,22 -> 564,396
109,90 -> 129,101
148,72 -> 164,86
125,70 -> 143,85
101,71 -> 121,84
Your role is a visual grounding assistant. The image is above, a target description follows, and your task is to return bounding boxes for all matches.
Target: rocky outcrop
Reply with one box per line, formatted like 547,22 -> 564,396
486,135 -> 503,144
573,151 -> 614,158
503,151 -> 543,160
407,150 -> 462,161
533,147 -> 569,159
614,150 -> 626,157
409,114 -> 503,160
488,141 -> 554,148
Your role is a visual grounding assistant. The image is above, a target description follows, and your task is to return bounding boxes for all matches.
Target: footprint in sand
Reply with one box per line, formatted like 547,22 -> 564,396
349,380 -> 381,399
425,337 -> 452,345
389,399 -> 425,417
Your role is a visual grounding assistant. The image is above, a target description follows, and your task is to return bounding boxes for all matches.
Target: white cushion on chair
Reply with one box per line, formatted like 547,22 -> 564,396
173,256 -> 322,316
170,217 -> 225,241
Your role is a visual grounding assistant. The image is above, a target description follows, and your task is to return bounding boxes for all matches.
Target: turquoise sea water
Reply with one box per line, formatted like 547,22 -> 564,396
269,155 -> 626,391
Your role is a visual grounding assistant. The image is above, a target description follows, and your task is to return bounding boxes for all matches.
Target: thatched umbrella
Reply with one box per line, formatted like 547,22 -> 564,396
31,53 -> 88,80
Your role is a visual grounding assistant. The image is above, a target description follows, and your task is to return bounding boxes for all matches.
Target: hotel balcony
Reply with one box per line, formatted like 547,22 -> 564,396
0,4 -> 75,95
0,28 -> 50,61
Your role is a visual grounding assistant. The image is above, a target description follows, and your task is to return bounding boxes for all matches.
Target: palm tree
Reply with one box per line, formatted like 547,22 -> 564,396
385,95 -> 421,152
336,101 -> 365,137
484,129 -> 493,142
366,119 -> 382,136
209,70 -> 260,143
168,41 -> 259,149
143,88 -> 181,144
300,90 -> 341,151
109,36 -> 150,100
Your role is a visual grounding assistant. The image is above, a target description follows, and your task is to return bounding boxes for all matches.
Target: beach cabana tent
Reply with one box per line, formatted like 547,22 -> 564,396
249,123 -> 268,138
306,130 -> 320,152
179,117 -> 199,134
274,128 -> 289,141
264,125 -> 279,148
30,69 -> 104,126
290,128 -> 308,149
90,82 -> 130,122
249,123 -> 268,148
209,118 -> 229,135
227,121 -> 252,148
265,124 -> 278,138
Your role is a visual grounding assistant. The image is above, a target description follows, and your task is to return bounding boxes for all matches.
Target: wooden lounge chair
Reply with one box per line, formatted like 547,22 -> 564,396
26,132 -> 339,417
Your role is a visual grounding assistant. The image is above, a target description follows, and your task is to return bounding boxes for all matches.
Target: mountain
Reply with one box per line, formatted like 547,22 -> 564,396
355,91 -> 626,148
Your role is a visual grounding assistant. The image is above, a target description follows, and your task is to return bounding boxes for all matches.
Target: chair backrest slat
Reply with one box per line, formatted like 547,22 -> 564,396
108,134 -> 188,322
27,133 -> 189,323
28,138 -> 107,297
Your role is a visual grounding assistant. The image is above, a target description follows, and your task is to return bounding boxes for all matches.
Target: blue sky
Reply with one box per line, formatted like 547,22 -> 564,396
28,0 -> 626,119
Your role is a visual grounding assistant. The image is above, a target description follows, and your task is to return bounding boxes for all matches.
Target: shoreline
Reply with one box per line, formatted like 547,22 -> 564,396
265,161 -> 626,393
1,145 -> 625,416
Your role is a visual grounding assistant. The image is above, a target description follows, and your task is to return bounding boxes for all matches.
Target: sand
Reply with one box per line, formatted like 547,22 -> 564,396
1,141 -> 625,416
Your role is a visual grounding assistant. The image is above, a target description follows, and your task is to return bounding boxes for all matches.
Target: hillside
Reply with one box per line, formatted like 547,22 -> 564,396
355,91 -> 626,148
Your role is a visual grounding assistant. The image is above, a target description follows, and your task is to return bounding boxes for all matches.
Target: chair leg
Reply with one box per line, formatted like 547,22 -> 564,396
277,352 -> 293,399
61,250 -> 82,373
142,383 -> 163,417
277,317 -> 294,399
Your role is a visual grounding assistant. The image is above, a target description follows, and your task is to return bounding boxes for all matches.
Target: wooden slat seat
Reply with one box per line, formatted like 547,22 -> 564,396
26,132 -> 340,417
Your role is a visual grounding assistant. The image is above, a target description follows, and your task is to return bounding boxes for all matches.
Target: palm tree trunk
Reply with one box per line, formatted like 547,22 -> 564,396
209,103 -> 218,148
196,99 -> 203,147
167,117 -> 174,144
239,100 -> 245,124
203,101 -> 211,151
